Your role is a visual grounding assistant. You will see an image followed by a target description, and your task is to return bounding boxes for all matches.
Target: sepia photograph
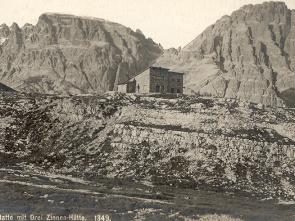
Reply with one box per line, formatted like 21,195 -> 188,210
0,0 -> 295,220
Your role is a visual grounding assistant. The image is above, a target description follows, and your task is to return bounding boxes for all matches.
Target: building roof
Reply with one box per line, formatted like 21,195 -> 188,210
117,66 -> 184,85
167,71 -> 185,75
150,66 -> 170,71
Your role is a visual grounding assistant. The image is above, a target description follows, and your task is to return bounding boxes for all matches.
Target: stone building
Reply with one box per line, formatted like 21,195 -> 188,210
117,66 -> 184,94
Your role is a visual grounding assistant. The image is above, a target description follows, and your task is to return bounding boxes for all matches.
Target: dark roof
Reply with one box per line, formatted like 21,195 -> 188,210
117,66 -> 184,85
0,82 -> 15,92
117,80 -> 132,86
168,71 -> 185,75
150,66 -> 169,71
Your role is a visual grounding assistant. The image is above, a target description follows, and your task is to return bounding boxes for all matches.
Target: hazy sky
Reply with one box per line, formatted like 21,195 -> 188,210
1,0 -> 295,48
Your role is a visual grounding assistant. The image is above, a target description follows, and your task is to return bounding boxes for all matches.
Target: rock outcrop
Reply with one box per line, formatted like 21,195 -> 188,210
1,92 -> 295,200
0,13 -> 163,94
156,2 -> 295,107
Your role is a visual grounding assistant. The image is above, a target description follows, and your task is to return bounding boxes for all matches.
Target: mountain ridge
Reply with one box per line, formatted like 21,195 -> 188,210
0,13 -> 163,94
156,1 -> 295,107
1,2 -> 295,107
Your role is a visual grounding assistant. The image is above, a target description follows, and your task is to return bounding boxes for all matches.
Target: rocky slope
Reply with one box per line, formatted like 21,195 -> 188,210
0,13 -> 163,94
1,91 -> 295,200
156,2 -> 295,107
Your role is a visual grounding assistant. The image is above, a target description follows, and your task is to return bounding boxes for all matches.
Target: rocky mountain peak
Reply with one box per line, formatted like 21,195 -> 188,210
10,22 -> 20,30
39,12 -> 107,23
0,23 -> 8,28
157,1 -> 295,107
0,13 -> 163,94
0,23 -> 10,38
21,23 -> 34,36
238,1 -> 287,11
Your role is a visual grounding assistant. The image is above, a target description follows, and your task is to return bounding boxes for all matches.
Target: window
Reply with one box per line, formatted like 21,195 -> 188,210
177,79 -> 181,83
154,76 -> 165,81
171,88 -> 175,93
177,88 -> 181,93
156,85 -> 160,92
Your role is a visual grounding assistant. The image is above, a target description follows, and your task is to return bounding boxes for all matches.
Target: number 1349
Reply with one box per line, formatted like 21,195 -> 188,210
94,215 -> 111,221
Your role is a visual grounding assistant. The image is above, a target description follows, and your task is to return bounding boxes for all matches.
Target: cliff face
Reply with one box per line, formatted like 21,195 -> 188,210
0,13 -> 163,94
1,92 -> 295,200
157,2 -> 295,107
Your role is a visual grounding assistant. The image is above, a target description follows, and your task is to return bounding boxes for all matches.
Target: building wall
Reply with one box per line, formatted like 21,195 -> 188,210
121,69 -> 150,93
150,68 -> 183,94
167,72 -> 184,94
126,80 -> 136,93
118,84 -> 127,93
150,67 -> 170,93
133,69 -> 150,93
118,67 -> 183,94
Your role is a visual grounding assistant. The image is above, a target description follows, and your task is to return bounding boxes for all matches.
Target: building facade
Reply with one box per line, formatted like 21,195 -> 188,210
118,67 -> 184,94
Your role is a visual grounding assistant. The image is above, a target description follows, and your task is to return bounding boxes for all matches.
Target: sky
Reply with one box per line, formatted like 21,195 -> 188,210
0,0 -> 295,48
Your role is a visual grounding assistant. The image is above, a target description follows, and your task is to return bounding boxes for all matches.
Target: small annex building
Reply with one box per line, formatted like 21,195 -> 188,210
117,66 -> 184,94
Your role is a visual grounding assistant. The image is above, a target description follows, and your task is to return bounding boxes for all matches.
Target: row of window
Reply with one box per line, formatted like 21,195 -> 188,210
155,85 -> 181,93
151,77 -> 182,83
171,88 -> 181,93
171,78 -> 182,83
